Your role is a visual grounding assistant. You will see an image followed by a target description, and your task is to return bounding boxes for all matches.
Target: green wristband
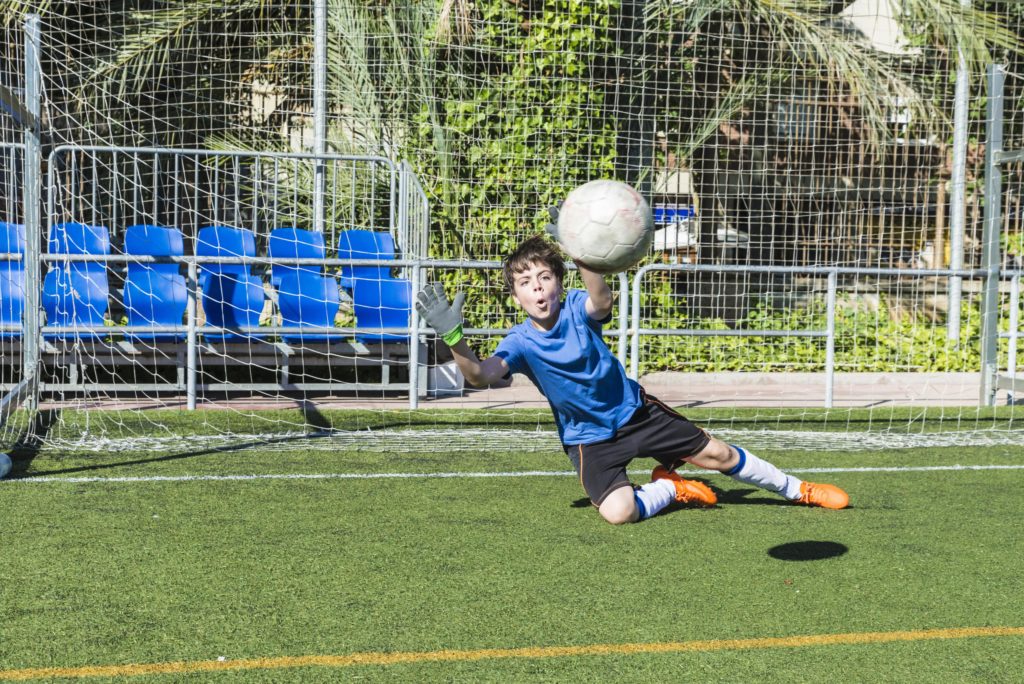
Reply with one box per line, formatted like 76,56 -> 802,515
441,324 -> 464,347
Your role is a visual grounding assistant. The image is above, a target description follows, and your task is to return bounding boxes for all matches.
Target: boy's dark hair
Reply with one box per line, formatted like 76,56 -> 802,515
502,235 -> 566,292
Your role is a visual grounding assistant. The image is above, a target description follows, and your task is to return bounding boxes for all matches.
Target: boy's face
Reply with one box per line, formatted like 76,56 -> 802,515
510,260 -> 564,329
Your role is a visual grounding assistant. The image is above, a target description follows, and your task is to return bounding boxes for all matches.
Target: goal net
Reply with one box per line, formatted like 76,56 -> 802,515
2,1 -> 1024,461
1,14 -> 34,457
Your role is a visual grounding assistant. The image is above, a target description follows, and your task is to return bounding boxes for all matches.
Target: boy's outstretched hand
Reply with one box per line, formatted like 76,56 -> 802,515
543,202 -> 562,242
416,282 -> 466,347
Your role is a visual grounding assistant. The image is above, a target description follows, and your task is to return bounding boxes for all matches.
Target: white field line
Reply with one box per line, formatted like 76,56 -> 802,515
2,463 -> 1023,485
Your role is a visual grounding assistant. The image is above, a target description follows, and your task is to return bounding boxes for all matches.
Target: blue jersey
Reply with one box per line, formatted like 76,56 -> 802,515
494,289 -> 642,445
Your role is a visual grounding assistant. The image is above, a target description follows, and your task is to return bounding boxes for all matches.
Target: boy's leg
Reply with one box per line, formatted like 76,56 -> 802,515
636,391 -> 848,509
685,438 -> 848,509
600,475 -> 708,524
566,442 -> 636,524
566,441 -> 707,524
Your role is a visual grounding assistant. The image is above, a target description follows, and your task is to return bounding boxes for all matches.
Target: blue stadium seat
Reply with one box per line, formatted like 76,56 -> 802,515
196,225 -> 265,341
268,227 -> 326,288
337,229 -> 394,290
268,227 -> 339,343
277,272 -> 341,343
41,222 -> 110,340
376,231 -> 396,258
123,224 -> 187,342
196,224 -> 254,292
0,222 -> 25,339
352,277 -> 412,343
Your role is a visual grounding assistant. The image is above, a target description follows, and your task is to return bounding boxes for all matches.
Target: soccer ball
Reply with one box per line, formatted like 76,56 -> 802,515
555,179 -> 654,274
0,453 -> 11,479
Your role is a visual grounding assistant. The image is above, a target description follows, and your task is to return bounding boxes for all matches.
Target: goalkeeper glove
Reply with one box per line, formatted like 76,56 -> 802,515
415,282 -> 466,346
543,201 -> 563,241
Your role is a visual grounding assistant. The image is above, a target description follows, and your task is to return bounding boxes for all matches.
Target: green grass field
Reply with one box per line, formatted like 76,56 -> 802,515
1,408 -> 1023,682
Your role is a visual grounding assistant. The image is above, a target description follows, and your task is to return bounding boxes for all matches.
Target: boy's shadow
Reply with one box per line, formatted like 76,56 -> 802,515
768,540 -> 848,561
714,487 -> 793,506
569,485 -> 793,510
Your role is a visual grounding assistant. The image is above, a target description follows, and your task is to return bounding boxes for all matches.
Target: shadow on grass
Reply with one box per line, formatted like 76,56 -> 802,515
571,482 -> 799,516
768,540 -> 848,561
570,484 -> 798,514
12,432 -> 331,478
9,408 -> 62,477
10,399 -> 338,479
715,487 -> 794,507
298,399 -> 333,432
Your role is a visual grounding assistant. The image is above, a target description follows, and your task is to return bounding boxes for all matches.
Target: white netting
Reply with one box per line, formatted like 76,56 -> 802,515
2,1 -> 1024,456
20,426 -> 1024,456
1,16 -> 28,453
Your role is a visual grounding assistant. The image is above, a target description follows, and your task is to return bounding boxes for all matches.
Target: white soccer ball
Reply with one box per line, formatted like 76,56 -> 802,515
0,453 -> 11,479
555,179 -> 655,274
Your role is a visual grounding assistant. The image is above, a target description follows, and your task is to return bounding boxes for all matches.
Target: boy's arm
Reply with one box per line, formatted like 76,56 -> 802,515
449,340 -> 511,388
577,261 -> 614,321
415,283 -> 511,388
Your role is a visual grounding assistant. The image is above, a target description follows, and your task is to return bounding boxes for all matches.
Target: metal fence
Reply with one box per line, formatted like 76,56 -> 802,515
2,129 -> 1024,410
1,145 -> 434,407
3,3 -> 1024,414
46,146 -> 418,257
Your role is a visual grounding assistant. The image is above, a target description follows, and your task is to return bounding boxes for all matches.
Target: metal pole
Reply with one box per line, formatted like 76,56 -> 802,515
409,261 -> 421,409
22,15 -> 42,410
947,0 -> 972,342
186,259 -> 198,410
312,0 -> 327,233
824,270 -> 837,408
979,64 -> 1004,406
629,268 -> 643,380
617,272 -> 628,369
1008,274 -> 1020,404
397,162 -> 410,273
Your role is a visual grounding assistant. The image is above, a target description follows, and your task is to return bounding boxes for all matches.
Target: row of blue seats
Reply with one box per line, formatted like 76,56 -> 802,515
0,221 -> 412,343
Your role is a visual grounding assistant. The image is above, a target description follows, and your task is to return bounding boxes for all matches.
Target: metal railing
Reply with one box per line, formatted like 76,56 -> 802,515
629,264 -> 993,408
46,145 -> 419,251
5,250 -> 1024,410
1,254 -> 629,411
984,65 -> 1024,404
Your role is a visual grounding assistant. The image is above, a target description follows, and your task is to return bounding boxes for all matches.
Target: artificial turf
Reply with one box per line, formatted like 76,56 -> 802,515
1,418 -> 1022,681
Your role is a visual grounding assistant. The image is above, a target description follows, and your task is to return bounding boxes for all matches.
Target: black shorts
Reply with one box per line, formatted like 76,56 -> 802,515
563,392 -> 711,506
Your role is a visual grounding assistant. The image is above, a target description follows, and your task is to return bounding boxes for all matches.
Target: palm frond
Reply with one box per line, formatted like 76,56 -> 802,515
2,0 -> 50,23
325,0 -> 385,151
678,73 -> 779,162
82,0 -> 278,97
901,0 -> 1020,66
653,0 -> 1022,153
749,0 -> 933,145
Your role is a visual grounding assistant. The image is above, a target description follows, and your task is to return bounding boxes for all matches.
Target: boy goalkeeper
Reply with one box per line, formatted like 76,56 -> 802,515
415,234 -> 849,525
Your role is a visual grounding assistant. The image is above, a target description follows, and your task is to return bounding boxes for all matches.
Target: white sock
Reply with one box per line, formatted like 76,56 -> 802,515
726,444 -> 803,500
633,479 -> 677,520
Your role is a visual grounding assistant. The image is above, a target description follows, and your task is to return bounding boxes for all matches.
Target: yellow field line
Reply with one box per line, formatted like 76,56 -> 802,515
2,626 -> 1023,681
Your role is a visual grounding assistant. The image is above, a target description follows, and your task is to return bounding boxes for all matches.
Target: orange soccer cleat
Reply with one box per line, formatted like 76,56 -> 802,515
651,465 -> 717,506
796,482 -> 850,510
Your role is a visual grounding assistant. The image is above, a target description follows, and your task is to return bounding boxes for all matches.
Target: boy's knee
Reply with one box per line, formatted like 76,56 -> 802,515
597,487 -> 638,525
690,438 -> 739,471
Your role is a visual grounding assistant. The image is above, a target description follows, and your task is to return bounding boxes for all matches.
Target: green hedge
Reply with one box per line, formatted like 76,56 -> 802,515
420,0 -> 619,256
635,292 -> 1017,374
